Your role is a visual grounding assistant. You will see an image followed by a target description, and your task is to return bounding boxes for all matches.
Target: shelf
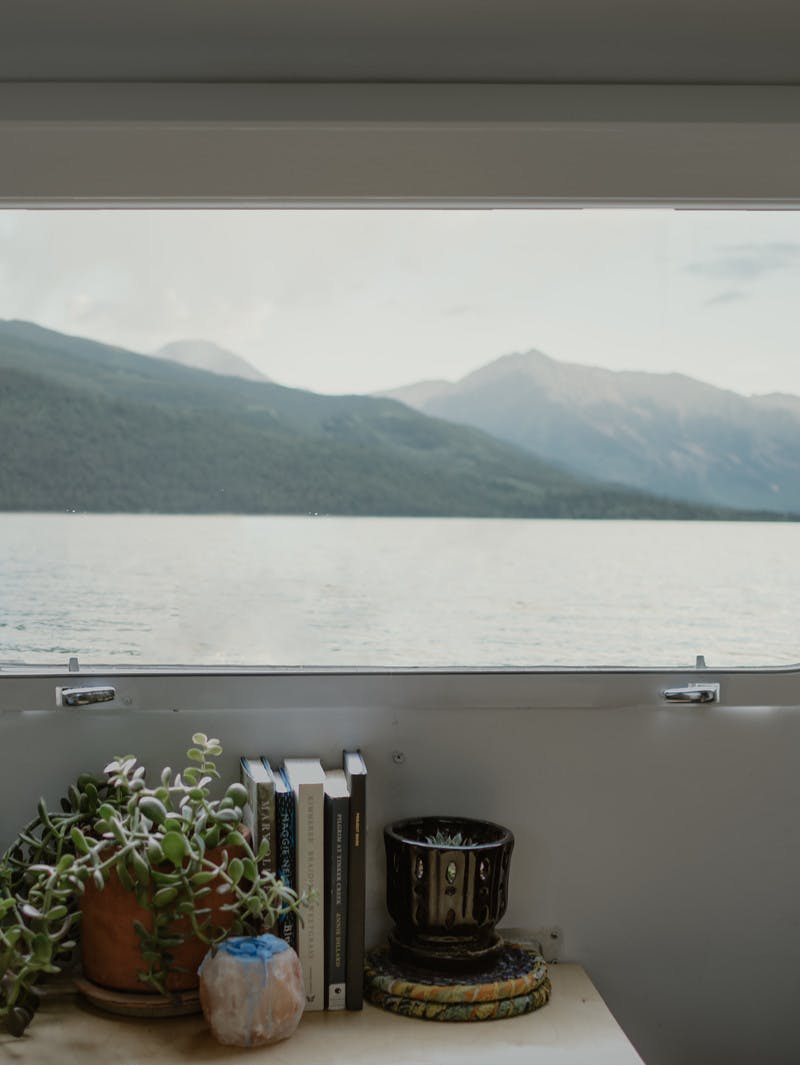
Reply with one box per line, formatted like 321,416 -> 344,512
0,964 -> 641,1064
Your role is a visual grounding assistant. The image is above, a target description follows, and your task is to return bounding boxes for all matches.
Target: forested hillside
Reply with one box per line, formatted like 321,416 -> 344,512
0,321 -> 791,520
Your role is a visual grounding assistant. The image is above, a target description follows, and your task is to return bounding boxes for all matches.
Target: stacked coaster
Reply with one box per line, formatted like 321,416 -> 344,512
364,943 -> 551,1022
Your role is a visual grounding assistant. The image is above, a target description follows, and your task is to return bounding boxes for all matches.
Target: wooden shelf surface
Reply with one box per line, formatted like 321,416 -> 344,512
0,964 -> 642,1065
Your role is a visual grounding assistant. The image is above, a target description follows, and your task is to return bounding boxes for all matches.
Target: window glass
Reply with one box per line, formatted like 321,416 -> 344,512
1,209 -> 798,667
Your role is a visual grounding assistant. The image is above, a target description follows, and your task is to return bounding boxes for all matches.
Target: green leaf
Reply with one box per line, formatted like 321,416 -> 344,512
191,733 -> 208,745
109,817 -> 127,846
32,933 -> 53,962
224,783 -> 248,808
161,831 -> 187,866
186,748 -> 204,762
146,842 -> 164,865
152,886 -> 179,908
191,871 -> 216,887
130,850 -> 150,884
225,830 -> 247,849
56,854 -> 74,873
139,797 -> 167,826
70,827 -> 91,855
242,858 -> 257,882
228,858 -> 244,885
116,859 -> 135,892
132,920 -> 150,940
46,905 -> 68,922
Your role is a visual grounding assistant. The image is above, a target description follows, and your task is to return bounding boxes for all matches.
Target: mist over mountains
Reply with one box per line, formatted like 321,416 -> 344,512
1,319 -> 786,520
153,339 -> 269,383
381,349 -> 800,513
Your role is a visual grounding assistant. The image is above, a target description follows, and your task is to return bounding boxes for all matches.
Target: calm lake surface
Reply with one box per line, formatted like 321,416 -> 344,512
0,514 -> 796,668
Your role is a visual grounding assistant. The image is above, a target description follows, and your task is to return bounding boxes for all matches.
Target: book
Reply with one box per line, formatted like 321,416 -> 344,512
239,757 -> 277,876
343,749 -> 367,1011
275,769 -> 297,950
283,757 -> 326,1011
323,768 -> 350,1010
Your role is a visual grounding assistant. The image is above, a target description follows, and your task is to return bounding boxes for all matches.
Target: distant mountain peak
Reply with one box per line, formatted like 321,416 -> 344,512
378,343 -> 800,513
154,339 -> 269,383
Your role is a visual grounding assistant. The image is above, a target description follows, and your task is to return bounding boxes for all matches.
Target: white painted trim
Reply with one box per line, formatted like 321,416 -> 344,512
1,667 -> 798,712
2,83 -> 800,204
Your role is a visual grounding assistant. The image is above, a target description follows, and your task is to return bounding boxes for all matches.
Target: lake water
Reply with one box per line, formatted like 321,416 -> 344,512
0,514 -> 796,668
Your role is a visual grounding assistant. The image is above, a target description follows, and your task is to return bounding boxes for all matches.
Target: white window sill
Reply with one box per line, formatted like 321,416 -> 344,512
2,964 -> 641,1065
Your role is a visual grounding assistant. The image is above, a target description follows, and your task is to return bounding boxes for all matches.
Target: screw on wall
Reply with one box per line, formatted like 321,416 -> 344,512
391,750 -> 405,765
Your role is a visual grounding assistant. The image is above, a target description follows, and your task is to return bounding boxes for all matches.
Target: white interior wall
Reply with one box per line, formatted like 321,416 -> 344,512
1,669 -> 798,1063
2,81 -> 800,1063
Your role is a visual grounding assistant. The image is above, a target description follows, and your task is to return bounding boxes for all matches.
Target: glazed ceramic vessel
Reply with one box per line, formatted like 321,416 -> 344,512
384,816 -> 514,970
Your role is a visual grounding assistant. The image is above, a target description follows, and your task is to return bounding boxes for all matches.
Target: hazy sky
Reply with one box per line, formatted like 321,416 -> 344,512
1,208 -> 799,397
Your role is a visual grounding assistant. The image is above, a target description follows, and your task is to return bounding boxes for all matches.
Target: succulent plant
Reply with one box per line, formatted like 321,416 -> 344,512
424,829 -> 473,848
0,733 -> 306,1036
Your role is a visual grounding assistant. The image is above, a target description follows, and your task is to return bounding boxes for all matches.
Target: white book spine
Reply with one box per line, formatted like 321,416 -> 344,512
295,779 -> 325,1011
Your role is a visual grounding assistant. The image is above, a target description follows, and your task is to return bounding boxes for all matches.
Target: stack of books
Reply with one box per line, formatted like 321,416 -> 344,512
239,749 -> 368,1012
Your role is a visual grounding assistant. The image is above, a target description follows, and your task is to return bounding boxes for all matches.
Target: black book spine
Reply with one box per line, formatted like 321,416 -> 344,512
324,791 -> 349,1009
276,773 -> 297,949
344,756 -> 366,1011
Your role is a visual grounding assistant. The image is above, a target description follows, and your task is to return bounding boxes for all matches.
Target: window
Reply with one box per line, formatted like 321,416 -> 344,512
2,207 -> 797,668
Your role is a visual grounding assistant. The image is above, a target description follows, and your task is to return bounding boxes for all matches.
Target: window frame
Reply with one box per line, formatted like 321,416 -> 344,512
1,80 -> 799,682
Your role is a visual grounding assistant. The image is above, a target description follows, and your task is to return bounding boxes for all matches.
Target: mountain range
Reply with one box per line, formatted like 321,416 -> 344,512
153,339 -> 268,383
0,319 -> 783,519
380,349 -> 800,513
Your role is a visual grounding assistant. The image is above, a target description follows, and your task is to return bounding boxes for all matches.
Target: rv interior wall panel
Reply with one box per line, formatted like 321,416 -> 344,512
1,84 -> 800,203
1,672 -> 798,1064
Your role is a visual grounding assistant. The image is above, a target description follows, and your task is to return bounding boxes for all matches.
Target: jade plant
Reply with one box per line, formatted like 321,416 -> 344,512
0,733 -> 305,1037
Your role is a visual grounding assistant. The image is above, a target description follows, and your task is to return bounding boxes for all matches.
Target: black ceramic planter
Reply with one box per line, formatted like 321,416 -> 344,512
384,816 -> 514,970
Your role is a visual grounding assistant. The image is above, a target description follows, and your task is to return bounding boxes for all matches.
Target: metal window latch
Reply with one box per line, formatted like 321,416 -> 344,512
56,686 -> 116,707
662,683 -> 720,704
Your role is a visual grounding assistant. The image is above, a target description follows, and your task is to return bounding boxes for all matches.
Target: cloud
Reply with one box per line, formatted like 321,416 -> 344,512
688,242 -> 800,281
705,289 -> 747,306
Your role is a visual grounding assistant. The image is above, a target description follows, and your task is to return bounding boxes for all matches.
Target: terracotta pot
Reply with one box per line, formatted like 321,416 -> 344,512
80,837 -> 246,994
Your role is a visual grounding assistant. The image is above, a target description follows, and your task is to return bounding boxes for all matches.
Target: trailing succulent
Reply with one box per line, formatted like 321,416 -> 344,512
0,733 -> 304,1037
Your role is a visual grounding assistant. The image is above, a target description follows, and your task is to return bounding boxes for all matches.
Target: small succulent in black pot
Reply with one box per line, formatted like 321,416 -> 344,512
384,816 -> 514,970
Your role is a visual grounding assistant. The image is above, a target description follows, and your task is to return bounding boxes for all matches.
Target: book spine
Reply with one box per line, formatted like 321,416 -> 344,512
324,792 -> 349,1010
256,776 -> 277,877
295,781 -> 325,1011
276,779 -> 297,950
345,767 -> 366,1011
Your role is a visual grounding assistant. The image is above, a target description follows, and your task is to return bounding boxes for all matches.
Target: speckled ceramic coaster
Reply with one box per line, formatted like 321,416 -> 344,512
364,943 -> 551,1022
